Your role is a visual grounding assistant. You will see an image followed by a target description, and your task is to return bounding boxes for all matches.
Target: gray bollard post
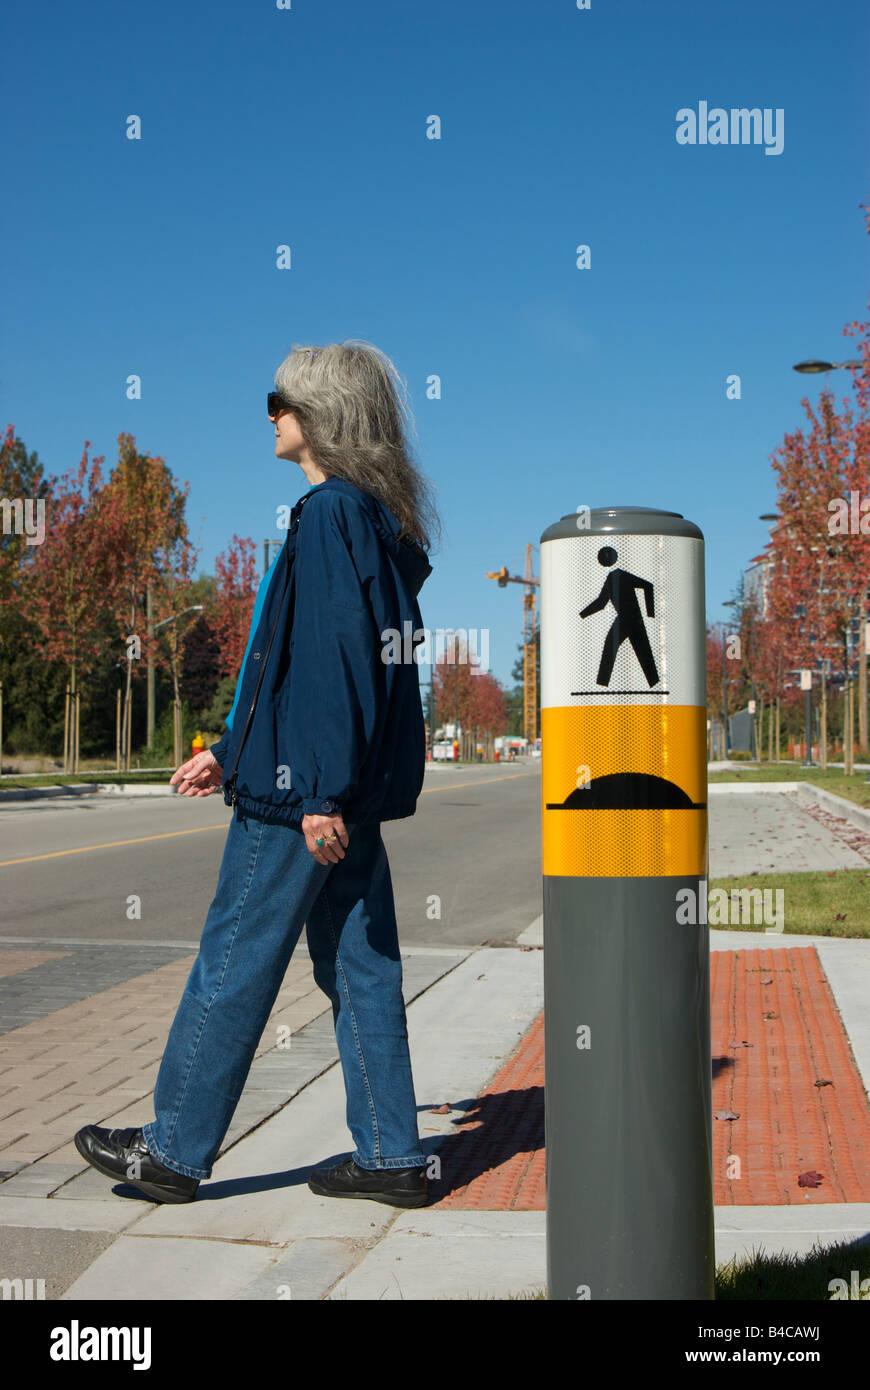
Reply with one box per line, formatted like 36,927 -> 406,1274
540,505 -> 714,1300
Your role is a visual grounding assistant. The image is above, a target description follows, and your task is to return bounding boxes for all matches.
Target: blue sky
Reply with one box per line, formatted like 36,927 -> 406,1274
2,0 -> 867,688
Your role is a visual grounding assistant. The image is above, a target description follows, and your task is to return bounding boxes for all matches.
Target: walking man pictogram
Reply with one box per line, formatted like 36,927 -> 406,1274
579,546 -> 660,687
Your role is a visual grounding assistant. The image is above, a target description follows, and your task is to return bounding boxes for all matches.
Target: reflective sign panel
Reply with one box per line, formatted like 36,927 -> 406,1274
541,530 -> 707,877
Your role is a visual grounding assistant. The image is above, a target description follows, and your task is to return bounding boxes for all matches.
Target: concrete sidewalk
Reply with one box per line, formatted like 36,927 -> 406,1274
2,779 -> 870,1300
4,923 -> 867,1301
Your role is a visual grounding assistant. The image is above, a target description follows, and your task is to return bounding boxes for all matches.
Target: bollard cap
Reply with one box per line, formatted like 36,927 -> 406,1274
542,506 -> 703,544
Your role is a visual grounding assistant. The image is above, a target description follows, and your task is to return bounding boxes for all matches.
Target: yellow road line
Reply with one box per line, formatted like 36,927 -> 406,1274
421,772 -> 532,792
0,824 -> 226,868
0,771 -> 535,868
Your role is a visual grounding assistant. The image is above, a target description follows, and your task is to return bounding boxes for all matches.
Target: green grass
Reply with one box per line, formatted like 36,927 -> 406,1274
0,770 -> 174,789
454,1239 -> 870,1299
708,763 -> 870,810
0,759 -> 522,789
708,870 -> 870,938
715,1240 -> 870,1301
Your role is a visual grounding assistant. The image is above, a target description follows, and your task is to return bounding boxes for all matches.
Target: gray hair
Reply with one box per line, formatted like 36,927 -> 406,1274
274,339 -> 441,552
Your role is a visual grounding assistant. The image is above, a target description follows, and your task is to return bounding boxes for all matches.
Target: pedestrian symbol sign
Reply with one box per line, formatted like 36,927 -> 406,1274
579,546 -> 660,689
541,525 -> 707,877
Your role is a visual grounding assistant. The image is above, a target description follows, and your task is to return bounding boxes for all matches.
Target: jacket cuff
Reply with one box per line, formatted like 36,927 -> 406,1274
210,732 -> 231,768
301,796 -> 342,816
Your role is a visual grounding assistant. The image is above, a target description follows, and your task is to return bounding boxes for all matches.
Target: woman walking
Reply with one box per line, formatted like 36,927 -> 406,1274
75,340 -> 439,1208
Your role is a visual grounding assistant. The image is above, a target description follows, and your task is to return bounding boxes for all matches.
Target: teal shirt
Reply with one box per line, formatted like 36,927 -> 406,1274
224,538 -> 287,732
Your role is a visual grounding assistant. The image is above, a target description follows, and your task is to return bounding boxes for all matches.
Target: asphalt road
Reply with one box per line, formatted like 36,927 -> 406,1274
0,762 -> 543,950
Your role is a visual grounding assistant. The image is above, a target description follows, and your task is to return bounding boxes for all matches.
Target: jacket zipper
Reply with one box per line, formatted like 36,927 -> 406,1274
225,502 -> 303,810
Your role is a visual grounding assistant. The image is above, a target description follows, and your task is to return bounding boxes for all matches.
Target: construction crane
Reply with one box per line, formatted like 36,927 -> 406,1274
486,543 -> 541,743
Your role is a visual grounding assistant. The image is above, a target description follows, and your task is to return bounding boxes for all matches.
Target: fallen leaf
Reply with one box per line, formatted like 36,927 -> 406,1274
814,1079 -> 833,1088
797,1170 -> 824,1188
728,1040 -> 753,1048
763,1011 -> 779,1020
715,1109 -> 740,1121
430,1103 -> 451,1114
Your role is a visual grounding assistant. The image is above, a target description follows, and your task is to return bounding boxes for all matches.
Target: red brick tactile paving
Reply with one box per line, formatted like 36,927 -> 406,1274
428,947 -> 870,1210
712,948 -> 870,1205
427,1014 -> 545,1210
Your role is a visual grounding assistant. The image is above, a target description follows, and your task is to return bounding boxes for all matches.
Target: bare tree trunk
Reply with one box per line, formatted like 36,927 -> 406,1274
820,670 -> 828,770
122,590 -> 135,772
124,688 -> 132,771
860,601 -> 868,754
73,668 -> 80,774
67,665 -> 79,775
63,682 -> 71,773
171,625 -> 182,769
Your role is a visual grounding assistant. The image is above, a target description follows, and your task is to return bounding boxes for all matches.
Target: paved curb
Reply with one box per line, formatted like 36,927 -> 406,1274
795,781 -> 870,834
0,785 -> 100,802
0,760 -> 510,803
0,784 -> 178,803
708,780 -> 870,834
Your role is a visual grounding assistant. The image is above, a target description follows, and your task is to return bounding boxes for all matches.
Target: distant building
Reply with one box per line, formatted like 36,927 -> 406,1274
744,550 -> 773,618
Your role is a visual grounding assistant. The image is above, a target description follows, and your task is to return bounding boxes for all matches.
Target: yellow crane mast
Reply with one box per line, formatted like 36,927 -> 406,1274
486,543 -> 541,743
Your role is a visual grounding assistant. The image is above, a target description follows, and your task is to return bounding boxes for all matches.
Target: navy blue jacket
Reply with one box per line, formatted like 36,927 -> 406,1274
209,475 -> 433,826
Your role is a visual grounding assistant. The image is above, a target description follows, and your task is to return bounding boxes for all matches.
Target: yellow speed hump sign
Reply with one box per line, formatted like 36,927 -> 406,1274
540,508 -> 707,878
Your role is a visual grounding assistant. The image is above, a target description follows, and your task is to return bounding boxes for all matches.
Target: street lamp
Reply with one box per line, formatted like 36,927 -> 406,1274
797,356 -> 867,770
721,600 -> 737,760
263,538 -> 283,575
153,606 -> 204,768
792,359 -> 863,374
151,605 -> 204,637
798,668 -> 815,767
762,358 -> 864,770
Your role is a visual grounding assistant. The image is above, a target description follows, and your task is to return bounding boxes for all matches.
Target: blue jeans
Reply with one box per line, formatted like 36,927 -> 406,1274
141,809 -> 426,1180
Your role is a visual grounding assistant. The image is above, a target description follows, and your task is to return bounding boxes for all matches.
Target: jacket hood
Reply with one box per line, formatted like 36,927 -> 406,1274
305,475 -> 433,598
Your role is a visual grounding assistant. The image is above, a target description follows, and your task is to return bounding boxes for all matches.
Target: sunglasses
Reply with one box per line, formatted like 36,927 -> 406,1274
267,391 -> 305,420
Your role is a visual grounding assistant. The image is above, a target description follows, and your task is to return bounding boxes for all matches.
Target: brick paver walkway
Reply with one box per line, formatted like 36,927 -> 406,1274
0,947 -> 331,1172
428,946 -> 870,1209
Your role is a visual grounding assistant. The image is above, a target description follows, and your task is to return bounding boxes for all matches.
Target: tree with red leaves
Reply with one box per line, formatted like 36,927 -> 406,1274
433,634 -> 507,754
100,434 -> 191,764
212,536 -> 258,680
468,669 -> 507,736
18,443 -> 114,769
740,199 -> 869,760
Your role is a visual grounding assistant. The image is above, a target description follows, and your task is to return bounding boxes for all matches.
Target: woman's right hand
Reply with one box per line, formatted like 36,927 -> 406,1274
171,749 -> 223,797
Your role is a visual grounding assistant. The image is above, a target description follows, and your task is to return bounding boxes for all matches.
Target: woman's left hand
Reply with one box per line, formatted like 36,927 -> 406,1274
302,812 -> 349,864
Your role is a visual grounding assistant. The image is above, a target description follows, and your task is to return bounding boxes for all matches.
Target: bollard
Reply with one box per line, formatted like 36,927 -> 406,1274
540,505 -> 713,1300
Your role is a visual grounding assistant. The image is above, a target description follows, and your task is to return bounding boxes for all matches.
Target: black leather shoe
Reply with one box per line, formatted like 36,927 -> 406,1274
74,1125 -> 199,1203
307,1156 -> 428,1208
